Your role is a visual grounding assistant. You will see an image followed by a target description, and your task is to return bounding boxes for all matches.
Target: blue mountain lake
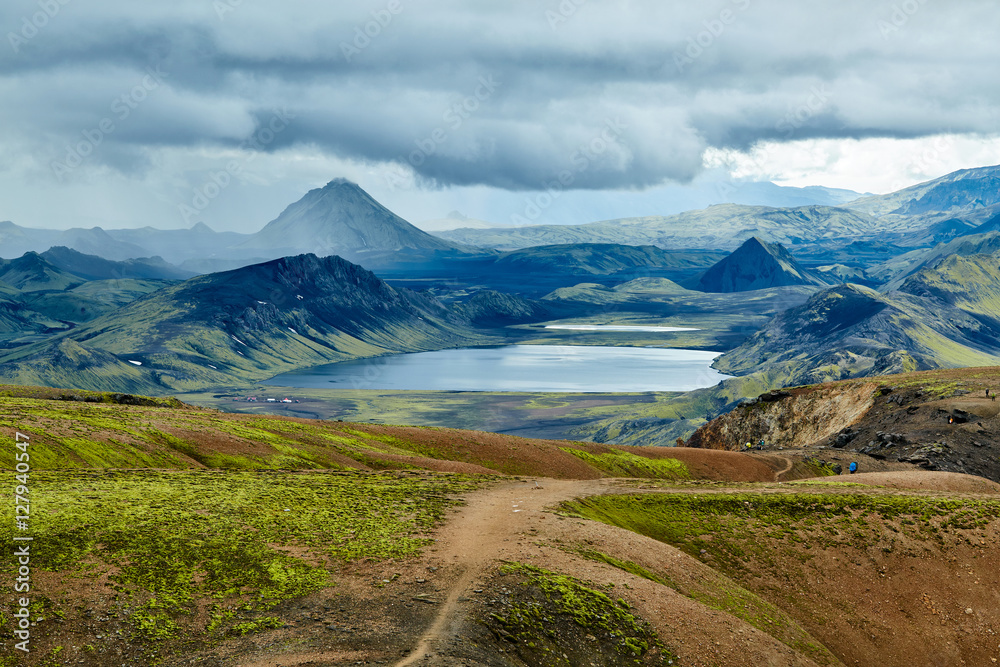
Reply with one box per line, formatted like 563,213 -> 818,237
264,344 -> 730,393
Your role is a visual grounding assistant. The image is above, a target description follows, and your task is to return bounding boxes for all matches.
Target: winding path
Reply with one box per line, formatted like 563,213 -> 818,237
395,478 -> 607,666
774,456 -> 794,481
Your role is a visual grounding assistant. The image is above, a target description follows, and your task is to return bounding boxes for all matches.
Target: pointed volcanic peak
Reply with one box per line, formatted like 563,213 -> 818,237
695,237 -> 829,292
237,179 -> 462,264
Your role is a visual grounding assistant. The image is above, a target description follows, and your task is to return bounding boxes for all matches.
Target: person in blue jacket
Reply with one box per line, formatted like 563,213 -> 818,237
849,461 -> 858,474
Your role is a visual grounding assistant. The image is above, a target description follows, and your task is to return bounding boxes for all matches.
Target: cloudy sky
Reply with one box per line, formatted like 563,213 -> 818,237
1,0 -> 998,232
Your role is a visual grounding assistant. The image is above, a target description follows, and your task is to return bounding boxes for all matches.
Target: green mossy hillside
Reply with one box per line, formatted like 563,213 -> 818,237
0,470 -> 485,642
564,491 -> 1000,567
488,562 -> 677,665
561,448 -> 690,480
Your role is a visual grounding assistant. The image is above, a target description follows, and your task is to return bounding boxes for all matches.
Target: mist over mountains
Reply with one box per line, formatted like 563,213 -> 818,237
0,165 -> 995,274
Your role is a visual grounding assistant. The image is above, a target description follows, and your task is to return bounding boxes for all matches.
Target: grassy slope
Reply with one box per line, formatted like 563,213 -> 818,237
717,255 -> 1000,388
0,469 -> 485,651
0,384 -> 720,479
563,485 -> 1000,666
19,279 -> 170,323
0,255 -> 491,394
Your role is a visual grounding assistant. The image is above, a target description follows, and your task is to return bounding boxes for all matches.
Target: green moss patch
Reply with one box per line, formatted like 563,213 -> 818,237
561,448 -> 690,480
0,470 -> 484,643
564,492 -> 1000,567
489,562 -> 676,665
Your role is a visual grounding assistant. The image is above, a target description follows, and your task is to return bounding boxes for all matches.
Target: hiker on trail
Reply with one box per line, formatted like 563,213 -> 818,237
993,392 -> 997,402
849,461 -> 858,474
745,441 -> 752,450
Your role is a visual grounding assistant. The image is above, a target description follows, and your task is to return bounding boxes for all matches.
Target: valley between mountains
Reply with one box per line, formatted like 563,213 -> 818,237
6,166 -> 1000,666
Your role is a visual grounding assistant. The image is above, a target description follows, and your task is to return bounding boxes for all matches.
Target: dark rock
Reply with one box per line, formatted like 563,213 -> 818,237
949,409 -> 971,424
834,429 -> 858,448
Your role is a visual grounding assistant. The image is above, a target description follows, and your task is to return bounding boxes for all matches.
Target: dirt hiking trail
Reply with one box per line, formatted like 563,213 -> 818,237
232,469 -> 1000,667
396,478 -> 609,665
773,456 -> 794,481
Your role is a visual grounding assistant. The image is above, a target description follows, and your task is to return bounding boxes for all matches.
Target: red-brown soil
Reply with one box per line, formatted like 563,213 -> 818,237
147,470 -> 1000,667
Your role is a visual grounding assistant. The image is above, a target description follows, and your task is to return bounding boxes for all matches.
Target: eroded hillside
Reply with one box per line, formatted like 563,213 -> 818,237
685,367 -> 1000,482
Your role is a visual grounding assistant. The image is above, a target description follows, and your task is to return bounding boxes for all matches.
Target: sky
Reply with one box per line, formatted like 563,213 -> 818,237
1,0 -> 998,232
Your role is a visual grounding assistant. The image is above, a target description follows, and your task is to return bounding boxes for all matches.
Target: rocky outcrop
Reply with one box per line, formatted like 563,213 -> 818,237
685,382 -> 879,451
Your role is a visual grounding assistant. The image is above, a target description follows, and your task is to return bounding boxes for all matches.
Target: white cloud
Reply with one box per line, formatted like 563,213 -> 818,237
704,134 -> 1000,193
1,0 -> 999,229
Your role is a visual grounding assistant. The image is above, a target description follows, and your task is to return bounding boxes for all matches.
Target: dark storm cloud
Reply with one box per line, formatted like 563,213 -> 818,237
1,0 -> 997,190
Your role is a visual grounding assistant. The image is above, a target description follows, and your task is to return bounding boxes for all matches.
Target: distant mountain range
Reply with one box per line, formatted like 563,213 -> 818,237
493,243 -> 719,276
0,166 -> 997,282
0,166 -> 999,404
845,165 -> 1000,217
436,204 -> 880,251
413,211 -> 509,232
436,165 -> 1000,252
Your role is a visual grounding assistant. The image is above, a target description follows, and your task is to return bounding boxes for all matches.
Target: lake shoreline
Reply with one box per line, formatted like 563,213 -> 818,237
264,343 -> 731,393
